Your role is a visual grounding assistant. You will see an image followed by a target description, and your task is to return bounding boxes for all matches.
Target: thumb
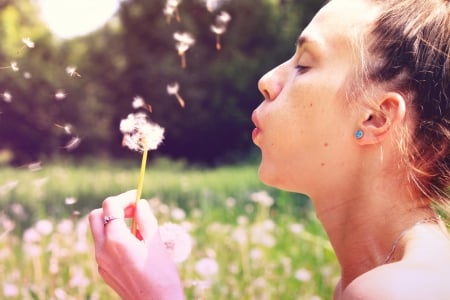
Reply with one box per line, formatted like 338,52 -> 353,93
135,199 -> 158,241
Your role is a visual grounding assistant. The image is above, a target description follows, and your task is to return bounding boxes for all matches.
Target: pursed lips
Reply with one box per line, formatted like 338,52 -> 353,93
251,110 -> 261,143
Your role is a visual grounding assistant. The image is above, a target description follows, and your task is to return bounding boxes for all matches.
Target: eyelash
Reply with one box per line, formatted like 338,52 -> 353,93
295,65 -> 309,74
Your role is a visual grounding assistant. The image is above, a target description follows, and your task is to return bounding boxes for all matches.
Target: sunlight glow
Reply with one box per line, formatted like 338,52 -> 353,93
38,0 -> 121,39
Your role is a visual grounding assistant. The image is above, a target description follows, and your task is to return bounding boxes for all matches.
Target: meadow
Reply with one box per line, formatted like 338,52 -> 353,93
0,158 -> 340,299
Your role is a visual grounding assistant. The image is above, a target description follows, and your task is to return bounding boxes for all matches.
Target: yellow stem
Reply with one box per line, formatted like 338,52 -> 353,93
131,149 -> 148,236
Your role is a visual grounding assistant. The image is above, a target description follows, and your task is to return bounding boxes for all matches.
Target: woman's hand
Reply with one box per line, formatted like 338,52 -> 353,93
89,190 -> 185,300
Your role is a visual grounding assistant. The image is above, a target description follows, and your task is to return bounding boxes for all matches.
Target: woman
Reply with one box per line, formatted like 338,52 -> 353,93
89,0 -> 450,298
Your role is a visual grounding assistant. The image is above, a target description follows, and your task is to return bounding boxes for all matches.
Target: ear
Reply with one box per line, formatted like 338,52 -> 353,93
356,92 -> 406,145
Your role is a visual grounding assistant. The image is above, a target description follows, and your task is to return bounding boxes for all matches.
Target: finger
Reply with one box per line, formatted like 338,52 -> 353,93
102,189 -> 137,218
89,208 -> 105,246
135,199 -> 158,241
102,190 -> 137,234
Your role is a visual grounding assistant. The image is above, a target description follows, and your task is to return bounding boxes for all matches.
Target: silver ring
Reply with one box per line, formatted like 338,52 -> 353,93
103,215 -> 121,226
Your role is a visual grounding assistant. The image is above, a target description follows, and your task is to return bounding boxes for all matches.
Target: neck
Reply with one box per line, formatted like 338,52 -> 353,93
312,179 -> 434,289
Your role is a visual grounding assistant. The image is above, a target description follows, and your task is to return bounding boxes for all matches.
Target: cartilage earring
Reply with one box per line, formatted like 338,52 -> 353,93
355,129 -> 364,139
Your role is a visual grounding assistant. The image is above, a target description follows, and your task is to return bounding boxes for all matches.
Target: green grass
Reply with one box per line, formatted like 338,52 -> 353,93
0,158 -> 339,299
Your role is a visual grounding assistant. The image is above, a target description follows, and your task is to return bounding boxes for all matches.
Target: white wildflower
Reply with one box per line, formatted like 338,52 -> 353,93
250,190 -> 274,207
295,268 -> 312,282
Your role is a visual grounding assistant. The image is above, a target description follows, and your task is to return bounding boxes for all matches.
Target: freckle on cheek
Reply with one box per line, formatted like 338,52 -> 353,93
324,142 -> 329,147
321,163 -> 325,167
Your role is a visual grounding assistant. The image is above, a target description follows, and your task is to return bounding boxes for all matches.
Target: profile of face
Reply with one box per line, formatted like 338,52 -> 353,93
252,0 -> 380,198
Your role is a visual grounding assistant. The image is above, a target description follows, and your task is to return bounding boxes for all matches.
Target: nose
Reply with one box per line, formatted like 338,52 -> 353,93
258,64 -> 284,101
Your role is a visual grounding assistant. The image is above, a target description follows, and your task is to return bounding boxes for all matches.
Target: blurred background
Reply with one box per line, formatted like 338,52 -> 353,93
0,2 -> 344,300
0,0 -> 325,166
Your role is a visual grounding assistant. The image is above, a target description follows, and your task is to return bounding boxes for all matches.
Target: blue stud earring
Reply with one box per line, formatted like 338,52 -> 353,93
355,129 -> 364,139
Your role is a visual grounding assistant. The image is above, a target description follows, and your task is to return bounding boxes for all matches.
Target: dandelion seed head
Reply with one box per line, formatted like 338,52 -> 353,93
57,219 -> 74,234
35,219 -> 54,235
23,227 -> 41,243
3,283 -> 19,297
22,37 -> 35,48
171,207 -> 186,221
159,222 -> 192,263
195,257 -> 219,277
120,113 -> 165,152
289,223 -> 304,235
225,197 -> 236,208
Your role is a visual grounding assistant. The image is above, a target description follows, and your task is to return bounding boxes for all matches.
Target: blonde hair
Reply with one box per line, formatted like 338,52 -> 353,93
348,0 -> 450,207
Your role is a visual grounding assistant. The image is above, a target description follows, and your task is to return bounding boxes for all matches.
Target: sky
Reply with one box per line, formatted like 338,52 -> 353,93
37,0 -> 121,39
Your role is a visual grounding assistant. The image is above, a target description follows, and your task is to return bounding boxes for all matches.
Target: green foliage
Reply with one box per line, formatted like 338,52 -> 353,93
0,160 -> 339,299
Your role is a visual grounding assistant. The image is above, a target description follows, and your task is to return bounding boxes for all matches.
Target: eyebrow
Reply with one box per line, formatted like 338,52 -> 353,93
296,35 -> 322,56
296,36 -> 314,50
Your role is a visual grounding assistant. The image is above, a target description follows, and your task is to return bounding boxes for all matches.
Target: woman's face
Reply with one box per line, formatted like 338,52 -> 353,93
252,0 -> 380,196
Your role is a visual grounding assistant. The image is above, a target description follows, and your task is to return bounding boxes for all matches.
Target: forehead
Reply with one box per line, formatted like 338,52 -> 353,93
301,0 -> 380,55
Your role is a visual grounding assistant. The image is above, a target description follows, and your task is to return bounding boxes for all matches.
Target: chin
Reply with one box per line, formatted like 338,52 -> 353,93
257,162 -> 311,195
257,163 -> 288,190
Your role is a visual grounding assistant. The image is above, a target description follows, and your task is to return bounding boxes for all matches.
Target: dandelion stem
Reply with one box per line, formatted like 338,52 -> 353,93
175,94 -> 185,108
216,35 -> 222,50
131,148 -> 148,236
180,54 -> 186,69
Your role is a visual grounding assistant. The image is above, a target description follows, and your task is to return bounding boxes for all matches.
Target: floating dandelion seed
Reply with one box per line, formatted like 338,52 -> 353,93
10,61 -> 19,72
23,71 -> 32,79
164,0 -> 181,23
0,61 -> 19,71
166,82 -> 185,108
203,0 -> 230,12
66,66 -> 81,78
27,161 -> 42,171
64,136 -> 82,151
54,123 -> 74,135
22,37 -> 35,48
65,196 -> 77,205
120,112 -> 164,235
2,91 -> 12,103
132,95 -> 152,112
55,90 -> 67,100
173,31 -> 195,69
211,11 -> 231,50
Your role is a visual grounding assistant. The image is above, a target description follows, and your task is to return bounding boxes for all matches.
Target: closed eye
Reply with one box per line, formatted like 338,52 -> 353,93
295,65 -> 310,74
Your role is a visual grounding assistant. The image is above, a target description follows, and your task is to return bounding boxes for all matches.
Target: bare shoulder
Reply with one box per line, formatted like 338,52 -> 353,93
342,259 -> 450,300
